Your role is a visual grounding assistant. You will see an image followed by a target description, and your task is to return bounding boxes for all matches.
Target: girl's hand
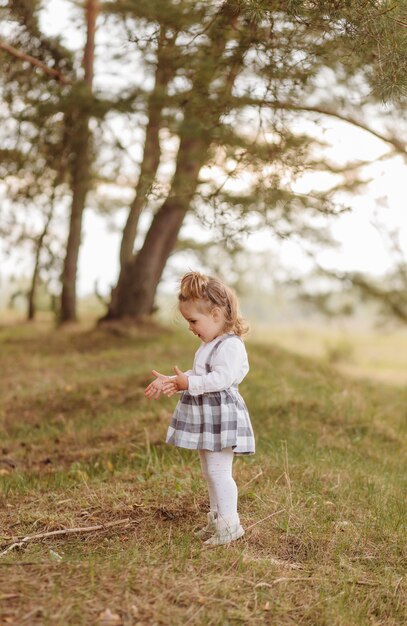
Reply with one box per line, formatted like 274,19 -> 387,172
144,370 -> 170,400
162,366 -> 189,397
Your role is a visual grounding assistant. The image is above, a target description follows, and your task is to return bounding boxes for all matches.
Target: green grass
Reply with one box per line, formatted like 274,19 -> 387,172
0,320 -> 406,625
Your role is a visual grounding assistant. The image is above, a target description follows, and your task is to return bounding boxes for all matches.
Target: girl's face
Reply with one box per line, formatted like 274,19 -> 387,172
180,300 -> 226,343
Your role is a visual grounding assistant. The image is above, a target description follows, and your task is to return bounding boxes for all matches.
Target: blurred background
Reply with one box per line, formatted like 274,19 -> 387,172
1,0 -> 407,383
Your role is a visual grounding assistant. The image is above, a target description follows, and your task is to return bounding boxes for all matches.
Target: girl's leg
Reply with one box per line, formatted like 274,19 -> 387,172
198,450 -> 218,514
202,447 -> 237,519
202,447 -> 244,545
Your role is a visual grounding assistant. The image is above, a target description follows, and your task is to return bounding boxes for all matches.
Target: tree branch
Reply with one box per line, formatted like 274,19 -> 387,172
315,265 -> 407,324
0,40 -> 72,84
347,272 -> 407,323
229,96 -> 407,158
83,0 -> 99,87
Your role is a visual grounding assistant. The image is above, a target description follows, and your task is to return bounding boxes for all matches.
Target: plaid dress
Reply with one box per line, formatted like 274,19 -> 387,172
166,335 -> 255,455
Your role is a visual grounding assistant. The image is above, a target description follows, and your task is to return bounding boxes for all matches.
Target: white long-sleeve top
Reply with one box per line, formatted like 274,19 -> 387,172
186,334 -> 249,396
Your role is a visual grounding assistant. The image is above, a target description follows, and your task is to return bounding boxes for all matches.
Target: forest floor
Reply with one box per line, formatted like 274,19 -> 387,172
0,318 -> 406,625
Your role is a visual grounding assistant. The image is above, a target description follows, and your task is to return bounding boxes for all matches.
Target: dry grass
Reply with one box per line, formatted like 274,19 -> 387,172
251,323 -> 407,385
0,320 -> 406,625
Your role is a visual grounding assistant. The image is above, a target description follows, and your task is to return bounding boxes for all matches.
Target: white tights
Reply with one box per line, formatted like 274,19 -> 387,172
198,447 -> 238,519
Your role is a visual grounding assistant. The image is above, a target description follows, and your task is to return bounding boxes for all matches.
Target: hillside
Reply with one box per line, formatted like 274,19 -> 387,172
0,321 -> 406,625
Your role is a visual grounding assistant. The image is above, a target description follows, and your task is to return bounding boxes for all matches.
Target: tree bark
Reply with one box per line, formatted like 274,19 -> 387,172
59,117 -> 91,323
27,203 -> 54,321
108,133 -> 211,317
59,0 -> 99,323
104,3 -> 250,320
119,29 -> 175,269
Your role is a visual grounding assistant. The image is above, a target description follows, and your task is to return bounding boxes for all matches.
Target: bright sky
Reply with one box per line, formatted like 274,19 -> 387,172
1,0 -> 406,298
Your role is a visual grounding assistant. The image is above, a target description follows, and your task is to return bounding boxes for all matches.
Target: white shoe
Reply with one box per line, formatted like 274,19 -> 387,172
203,515 -> 245,547
194,511 -> 217,537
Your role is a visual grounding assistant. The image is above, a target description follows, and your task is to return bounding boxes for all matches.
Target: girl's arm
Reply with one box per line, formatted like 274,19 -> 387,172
161,366 -> 188,397
144,370 -> 172,400
145,369 -> 192,400
163,339 -> 249,397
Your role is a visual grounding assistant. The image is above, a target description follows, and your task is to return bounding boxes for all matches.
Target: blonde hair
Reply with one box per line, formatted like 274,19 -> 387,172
178,271 -> 249,337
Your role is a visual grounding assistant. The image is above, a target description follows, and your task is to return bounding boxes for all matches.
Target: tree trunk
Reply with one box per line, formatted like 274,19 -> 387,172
107,134 -> 211,318
59,117 -> 91,322
118,110 -> 161,269
27,262 -> 39,321
27,205 -> 54,321
103,2 -> 249,320
59,0 -> 98,323
119,29 -> 175,268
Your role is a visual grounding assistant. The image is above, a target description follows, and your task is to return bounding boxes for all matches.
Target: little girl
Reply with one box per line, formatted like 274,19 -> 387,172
144,271 -> 255,546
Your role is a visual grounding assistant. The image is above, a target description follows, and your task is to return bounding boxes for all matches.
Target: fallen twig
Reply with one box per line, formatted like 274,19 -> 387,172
0,518 -> 131,557
0,562 -> 67,567
255,577 -> 314,587
272,576 -> 318,585
255,577 -> 380,587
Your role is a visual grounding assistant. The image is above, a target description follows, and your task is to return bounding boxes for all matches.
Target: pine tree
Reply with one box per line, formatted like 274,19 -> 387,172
101,0 -> 407,319
1,1 -> 406,323
0,0 -> 73,319
0,0 -> 100,323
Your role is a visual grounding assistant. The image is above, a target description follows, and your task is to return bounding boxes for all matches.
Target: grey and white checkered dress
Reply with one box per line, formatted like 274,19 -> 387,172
166,335 -> 255,455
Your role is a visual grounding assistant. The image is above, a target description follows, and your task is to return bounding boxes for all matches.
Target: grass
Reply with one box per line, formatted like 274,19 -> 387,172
251,323 -> 407,385
0,318 -> 406,625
